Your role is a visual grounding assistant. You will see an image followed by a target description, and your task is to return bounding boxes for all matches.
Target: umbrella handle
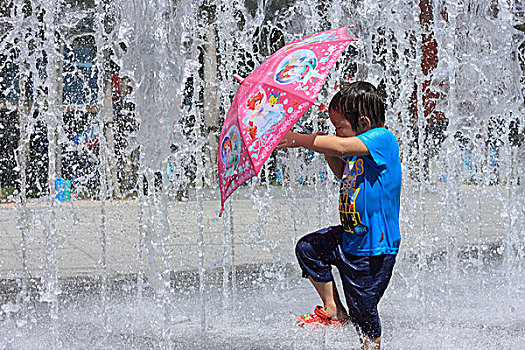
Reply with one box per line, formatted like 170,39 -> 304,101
233,74 -> 244,83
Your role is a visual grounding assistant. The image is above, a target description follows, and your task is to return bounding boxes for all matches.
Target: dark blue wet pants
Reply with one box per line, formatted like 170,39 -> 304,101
295,225 -> 396,339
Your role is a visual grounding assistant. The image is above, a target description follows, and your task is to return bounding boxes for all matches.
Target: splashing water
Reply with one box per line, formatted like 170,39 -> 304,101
0,0 -> 524,348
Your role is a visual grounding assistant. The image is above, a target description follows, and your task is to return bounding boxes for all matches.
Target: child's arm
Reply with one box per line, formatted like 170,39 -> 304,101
278,131 -> 370,157
324,155 -> 345,179
292,130 -> 345,179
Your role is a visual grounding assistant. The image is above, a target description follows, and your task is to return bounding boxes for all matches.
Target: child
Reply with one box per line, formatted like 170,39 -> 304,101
278,81 -> 401,350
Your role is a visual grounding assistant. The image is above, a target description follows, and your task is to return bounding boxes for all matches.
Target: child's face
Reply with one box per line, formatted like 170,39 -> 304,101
329,109 -> 357,137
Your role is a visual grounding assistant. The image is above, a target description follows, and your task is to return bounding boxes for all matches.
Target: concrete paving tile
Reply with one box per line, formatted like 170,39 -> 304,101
0,249 -> 22,277
0,236 -> 18,250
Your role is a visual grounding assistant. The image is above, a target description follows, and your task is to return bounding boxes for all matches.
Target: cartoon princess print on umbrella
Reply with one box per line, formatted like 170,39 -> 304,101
220,125 -> 242,178
242,88 -> 286,159
274,49 -> 324,87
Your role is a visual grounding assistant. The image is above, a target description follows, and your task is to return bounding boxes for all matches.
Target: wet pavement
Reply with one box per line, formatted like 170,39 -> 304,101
0,184 -> 508,279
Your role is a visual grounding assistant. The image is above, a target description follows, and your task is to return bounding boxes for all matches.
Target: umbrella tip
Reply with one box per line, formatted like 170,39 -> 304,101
233,74 -> 244,83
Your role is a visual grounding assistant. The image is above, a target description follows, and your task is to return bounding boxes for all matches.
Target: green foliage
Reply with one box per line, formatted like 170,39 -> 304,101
0,186 -> 16,201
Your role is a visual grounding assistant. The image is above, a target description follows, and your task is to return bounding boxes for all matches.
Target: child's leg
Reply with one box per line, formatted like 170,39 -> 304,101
307,277 -> 348,321
295,226 -> 348,320
361,336 -> 381,350
337,254 -> 396,348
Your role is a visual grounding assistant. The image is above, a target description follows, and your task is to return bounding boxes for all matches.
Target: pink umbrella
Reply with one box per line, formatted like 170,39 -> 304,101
218,26 -> 357,214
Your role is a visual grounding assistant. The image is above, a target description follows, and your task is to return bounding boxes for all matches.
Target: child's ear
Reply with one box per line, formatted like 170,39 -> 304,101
360,116 -> 371,129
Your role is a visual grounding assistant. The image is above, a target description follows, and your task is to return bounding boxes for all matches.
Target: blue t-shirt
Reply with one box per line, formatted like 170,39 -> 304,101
339,127 -> 401,255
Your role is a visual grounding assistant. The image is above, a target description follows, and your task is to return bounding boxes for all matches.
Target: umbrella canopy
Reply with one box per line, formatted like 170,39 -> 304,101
218,26 -> 356,213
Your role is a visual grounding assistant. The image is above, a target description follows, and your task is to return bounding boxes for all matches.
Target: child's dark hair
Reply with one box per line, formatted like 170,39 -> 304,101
328,81 -> 385,130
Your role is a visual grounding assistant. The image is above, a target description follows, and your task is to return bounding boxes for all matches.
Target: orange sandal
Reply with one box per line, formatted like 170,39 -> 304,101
296,306 -> 345,328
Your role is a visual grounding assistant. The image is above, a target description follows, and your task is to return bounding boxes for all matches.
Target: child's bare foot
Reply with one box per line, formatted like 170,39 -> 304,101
337,310 -> 349,323
322,305 -> 348,322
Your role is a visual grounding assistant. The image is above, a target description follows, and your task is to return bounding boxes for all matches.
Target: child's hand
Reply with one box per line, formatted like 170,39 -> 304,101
278,131 -> 326,150
278,132 -> 300,150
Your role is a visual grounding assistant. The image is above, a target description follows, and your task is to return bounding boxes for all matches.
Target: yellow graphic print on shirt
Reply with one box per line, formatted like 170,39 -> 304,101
339,158 -> 369,236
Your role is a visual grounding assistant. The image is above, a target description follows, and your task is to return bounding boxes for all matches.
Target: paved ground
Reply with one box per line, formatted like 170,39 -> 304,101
0,184 -> 514,279
0,183 -> 522,350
